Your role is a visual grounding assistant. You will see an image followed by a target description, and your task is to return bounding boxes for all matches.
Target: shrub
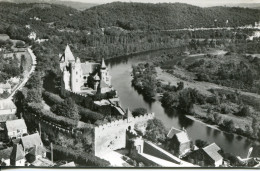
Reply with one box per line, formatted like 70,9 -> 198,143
235,105 -> 251,117
26,103 -> 78,128
52,145 -> 110,167
132,108 -> 147,117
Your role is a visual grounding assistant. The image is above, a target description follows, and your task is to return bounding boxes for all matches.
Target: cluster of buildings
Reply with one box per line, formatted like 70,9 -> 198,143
0,118 -> 52,166
59,45 -> 113,95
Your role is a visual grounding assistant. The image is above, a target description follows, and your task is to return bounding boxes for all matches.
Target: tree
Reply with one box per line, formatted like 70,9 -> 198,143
223,119 -> 235,132
15,41 -> 25,48
195,139 -> 208,148
132,108 -> 147,117
145,118 -> 166,143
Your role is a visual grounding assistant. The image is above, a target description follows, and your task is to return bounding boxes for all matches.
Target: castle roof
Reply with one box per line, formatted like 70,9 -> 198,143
101,58 -> 106,69
10,144 -> 24,162
60,45 -> 75,63
6,119 -> 27,133
202,143 -> 223,162
126,108 -> 133,118
21,133 -> 43,150
0,99 -> 16,111
81,62 -> 99,75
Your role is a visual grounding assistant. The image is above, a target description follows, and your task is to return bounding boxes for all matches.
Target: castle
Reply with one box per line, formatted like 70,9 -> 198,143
59,45 -> 112,95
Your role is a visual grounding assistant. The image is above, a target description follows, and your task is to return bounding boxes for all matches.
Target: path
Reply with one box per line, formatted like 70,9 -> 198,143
7,47 -> 37,99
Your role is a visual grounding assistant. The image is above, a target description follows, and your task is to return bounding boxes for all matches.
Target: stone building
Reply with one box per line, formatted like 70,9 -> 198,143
6,119 -> 27,139
59,45 -> 112,94
167,127 -> 191,157
187,143 -> 223,167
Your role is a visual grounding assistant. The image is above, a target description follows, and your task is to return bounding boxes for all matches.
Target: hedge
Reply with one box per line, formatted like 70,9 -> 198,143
43,91 -> 104,122
26,102 -> 78,128
52,144 -> 110,167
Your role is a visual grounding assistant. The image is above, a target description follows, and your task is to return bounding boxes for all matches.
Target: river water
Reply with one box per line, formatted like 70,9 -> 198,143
107,49 -> 259,157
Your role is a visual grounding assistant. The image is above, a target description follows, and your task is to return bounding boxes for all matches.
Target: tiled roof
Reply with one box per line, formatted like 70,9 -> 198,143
93,73 -> 100,81
167,127 -> 182,139
0,99 -> 16,110
6,119 -> 27,133
202,143 -> 223,162
175,131 -> 190,144
10,144 -> 24,161
21,133 -> 43,150
0,147 -> 13,160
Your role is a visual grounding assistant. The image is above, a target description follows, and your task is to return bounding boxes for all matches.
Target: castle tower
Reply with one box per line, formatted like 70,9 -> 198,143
62,67 -> 70,90
100,58 -> 111,86
70,57 -> 82,92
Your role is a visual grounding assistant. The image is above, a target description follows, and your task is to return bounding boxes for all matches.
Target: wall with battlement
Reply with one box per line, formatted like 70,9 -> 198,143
94,113 -> 154,156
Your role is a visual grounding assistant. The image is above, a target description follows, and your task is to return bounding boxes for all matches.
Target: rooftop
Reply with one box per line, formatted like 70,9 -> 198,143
0,99 -> 16,111
202,143 -> 223,162
6,119 -> 27,133
175,131 -> 190,144
21,133 -> 43,150
167,127 -> 182,139
0,147 -> 13,160
10,144 -> 24,161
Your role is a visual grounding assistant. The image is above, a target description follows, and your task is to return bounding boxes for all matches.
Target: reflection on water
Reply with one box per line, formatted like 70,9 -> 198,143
107,48 -> 259,157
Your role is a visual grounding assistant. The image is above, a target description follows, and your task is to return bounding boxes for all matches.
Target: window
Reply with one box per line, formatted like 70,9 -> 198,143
83,76 -> 87,79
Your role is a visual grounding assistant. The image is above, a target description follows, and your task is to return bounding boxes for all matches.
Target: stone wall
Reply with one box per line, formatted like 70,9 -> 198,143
94,113 -> 154,156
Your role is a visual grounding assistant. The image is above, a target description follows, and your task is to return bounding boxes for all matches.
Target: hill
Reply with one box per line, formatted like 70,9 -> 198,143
75,2 -> 260,30
0,0 -> 98,10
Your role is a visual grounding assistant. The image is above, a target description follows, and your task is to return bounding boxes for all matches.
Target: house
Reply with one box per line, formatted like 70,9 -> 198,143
6,119 -> 27,139
0,147 -> 13,166
0,99 -> 17,122
167,127 -> 191,157
0,83 -> 11,94
10,144 -> 25,166
21,133 -> 44,152
187,143 -> 223,167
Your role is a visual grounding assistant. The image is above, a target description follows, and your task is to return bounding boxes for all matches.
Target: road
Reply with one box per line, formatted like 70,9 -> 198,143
7,47 -> 37,100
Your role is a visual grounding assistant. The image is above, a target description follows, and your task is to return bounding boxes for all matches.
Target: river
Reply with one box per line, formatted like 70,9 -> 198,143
107,49 -> 259,158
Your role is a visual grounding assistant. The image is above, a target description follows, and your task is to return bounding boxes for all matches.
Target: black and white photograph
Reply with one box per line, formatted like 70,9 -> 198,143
0,0 -> 260,168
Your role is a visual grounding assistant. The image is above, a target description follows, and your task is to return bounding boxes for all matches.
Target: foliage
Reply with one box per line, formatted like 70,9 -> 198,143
132,108 -> 147,117
51,97 -> 80,120
162,88 -> 205,114
195,139 -> 208,148
43,91 -> 104,123
25,102 -> 78,128
52,144 -> 110,167
132,63 -> 157,100
145,118 -> 167,143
